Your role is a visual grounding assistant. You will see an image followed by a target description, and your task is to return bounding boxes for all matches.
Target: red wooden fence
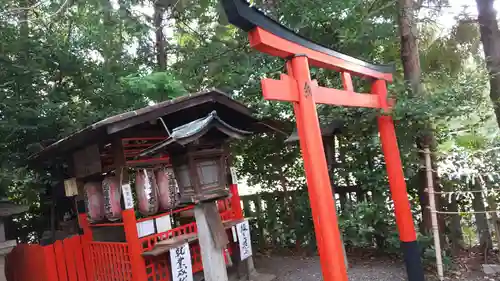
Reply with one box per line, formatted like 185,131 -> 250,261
87,241 -> 131,281
5,196 -> 240,281
5,236 -> 85,281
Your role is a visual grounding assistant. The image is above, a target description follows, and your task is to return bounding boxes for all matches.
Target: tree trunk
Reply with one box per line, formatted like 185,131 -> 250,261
397,0 -> 423,97
476,0 -> 500,128
448,194 -> 463,253
485,186 -> 500,251
100,0 -> 114,73
471,180 -> 492,251
397,0 -> 446,241
398,0 -> 430,231
154,3 -> 167,70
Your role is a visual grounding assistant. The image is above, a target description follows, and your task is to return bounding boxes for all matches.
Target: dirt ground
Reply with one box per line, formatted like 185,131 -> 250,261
253,255 -> 492,281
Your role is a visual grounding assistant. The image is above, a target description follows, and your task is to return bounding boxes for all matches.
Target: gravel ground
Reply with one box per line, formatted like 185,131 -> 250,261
253,255 -> 488,281
254,256 -> 407,281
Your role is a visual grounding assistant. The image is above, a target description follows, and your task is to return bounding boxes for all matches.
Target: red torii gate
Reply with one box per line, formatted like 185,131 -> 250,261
221,1 -> 425,281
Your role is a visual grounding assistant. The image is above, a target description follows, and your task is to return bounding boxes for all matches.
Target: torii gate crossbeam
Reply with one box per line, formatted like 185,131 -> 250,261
221,1 -> 426,281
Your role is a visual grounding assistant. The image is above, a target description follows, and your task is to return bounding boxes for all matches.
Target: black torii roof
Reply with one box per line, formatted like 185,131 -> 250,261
220,0 -> 394,74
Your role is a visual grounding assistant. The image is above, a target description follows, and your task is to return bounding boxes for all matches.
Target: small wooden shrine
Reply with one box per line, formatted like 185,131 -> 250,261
8,89 -> 276,281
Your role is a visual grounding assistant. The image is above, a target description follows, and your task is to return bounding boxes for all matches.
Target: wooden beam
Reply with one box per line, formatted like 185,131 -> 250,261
261,74 -> 299,102
112,137 -> 126,169
72,144 -> 102,178
312,81 -> 382,108
194,202 -> 229,281
261,77 -> 390,108
341,72 -> 354,91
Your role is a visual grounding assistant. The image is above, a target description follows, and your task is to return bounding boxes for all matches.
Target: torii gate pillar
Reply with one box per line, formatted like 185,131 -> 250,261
286,56 -> 348,280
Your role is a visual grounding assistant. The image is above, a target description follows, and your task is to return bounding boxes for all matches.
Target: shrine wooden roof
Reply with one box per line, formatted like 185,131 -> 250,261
30,89 -> 282,162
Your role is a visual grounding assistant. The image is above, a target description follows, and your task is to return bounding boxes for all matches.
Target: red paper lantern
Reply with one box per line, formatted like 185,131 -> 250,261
102,175 -> 122,221
155,167 -> 178,210
135,168 -> 159,216
84,181 -> 105,223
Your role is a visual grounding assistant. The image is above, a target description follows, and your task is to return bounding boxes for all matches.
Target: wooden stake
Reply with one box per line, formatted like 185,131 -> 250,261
194,202 -> 229,281
424,147 -> 444,281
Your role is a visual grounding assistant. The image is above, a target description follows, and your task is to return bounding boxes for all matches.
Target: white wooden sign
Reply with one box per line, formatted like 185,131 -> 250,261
231,226 -> 238,242
136,220 -> 155,238
155,215 -> 172,233
64,178 -> 79,197
170,243 -> 193,281
230,167 -> 238,183
121,183 -> 134,209
236,220 -> 252,260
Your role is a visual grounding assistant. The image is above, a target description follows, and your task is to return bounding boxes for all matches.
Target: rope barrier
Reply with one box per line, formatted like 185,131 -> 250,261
431,210 -> 499,214
425,189 -> 499,215
426,188 -> 500,195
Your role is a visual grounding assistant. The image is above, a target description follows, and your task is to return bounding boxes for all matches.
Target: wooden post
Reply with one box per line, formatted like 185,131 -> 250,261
230,184 -> 244,220
424,147 -> 444,281
78,211 -> 94,281
122,209 -> 148,281
113,138 -> 148,281
194,202 -> 229,281
120,167 -> 148,281
253,196 -> 265,248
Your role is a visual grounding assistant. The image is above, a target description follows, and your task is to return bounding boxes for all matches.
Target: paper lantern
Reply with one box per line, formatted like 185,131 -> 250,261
135,168 -> 159,216
84,181 -> 105,223
155,167 -> 178,210
102,175 -> 122,221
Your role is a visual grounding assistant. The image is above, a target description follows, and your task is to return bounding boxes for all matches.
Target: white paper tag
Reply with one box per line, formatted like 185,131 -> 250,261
230,167 -> 238,183
121,183 -> 134,209
170,243 -> 193,281
136,220 -> 155,238
231,226 -> 238,242
155,215 -> 172,233
236,220 -> 252,260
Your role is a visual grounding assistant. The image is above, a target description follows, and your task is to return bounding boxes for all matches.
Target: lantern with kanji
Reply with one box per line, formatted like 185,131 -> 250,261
102,174 -> 123,221
155,166 -> 177,210
135,168 -> 160,216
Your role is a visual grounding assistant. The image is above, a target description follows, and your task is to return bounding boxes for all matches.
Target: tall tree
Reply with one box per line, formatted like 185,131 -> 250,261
397,0 -> 443,236
154,2 -> 167,70
476,0 -> 500,127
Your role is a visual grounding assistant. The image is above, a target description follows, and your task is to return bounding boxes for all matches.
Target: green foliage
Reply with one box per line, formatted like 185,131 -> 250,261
120,72 -> 187,101
339,201 -> 396,249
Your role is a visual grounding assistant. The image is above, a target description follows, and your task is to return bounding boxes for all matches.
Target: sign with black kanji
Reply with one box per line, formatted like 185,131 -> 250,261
236,220 -> 252,260
169,243 -> 193,281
